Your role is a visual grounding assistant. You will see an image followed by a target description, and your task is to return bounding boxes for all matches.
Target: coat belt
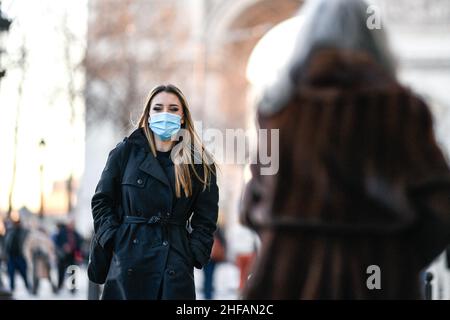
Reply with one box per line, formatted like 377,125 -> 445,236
123,215 -> 185,227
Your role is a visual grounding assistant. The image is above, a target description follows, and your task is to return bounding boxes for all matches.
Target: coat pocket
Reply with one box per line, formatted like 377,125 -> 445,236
113,246 -> 168,299
114,223 -> 163,261
184,233 -> 197,268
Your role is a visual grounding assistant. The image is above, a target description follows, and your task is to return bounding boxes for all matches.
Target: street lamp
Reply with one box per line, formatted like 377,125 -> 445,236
0,2 -> 12,81
39,138 -> 46,219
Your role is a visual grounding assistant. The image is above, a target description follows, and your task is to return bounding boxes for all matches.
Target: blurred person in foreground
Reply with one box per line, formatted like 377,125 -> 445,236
241,0 -> 450,299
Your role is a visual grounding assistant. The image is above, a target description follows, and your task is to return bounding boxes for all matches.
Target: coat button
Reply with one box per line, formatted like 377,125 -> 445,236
132,238 -> 139,244
168,270 -> 175,276
162,241 -> 169,246
127,268 -> 133,275
166,212 -> 171,217
137,178 -> 143,185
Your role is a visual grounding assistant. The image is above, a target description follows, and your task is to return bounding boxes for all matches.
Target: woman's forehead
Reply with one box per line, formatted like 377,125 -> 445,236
152,91 -> 181,105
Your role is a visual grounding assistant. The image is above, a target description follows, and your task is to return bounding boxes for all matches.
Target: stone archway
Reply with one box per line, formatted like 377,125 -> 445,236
205,0 -> 303,129
202,0 -> 303,223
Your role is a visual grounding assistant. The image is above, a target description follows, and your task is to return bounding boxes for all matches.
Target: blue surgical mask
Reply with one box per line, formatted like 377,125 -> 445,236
148,112 -> 182,141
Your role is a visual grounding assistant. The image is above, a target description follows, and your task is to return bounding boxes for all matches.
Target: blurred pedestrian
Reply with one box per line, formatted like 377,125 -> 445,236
202,226 -> 226,299
229,224 -> 259,294
4,219 -> 30,292
0,226 -> 7,291
0,225 -> 5,288
241,0 -> 450,299
0,221 -> 13,300
91,84 -> 219,300
23,223 -> 57,295
53,220 -> 83,293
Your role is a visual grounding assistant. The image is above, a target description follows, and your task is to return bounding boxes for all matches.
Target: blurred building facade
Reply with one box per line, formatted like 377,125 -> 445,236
77,0 -> 450,298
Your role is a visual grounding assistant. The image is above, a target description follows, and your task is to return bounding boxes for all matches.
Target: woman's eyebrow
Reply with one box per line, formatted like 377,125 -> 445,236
154,103 -> 180,107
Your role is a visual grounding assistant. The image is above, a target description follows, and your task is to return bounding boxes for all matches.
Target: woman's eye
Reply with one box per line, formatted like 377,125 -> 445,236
170,108 -> 179,112
153,107 -> 162,111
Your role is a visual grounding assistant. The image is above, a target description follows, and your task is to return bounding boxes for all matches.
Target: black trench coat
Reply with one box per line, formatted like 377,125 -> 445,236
91,127 -> 219,300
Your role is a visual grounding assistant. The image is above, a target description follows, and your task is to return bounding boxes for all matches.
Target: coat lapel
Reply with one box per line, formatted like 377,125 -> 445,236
128,127 -> 175,196
139,151 -> 172,190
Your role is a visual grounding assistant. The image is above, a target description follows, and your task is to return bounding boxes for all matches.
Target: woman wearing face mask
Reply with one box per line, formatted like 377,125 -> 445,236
91,84 -> 219,300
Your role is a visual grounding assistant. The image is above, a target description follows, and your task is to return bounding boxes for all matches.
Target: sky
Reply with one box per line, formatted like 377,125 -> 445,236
0,0 -> 87,215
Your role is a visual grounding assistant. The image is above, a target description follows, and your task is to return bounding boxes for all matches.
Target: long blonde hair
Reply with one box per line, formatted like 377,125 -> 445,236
138,84 -> 217,198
